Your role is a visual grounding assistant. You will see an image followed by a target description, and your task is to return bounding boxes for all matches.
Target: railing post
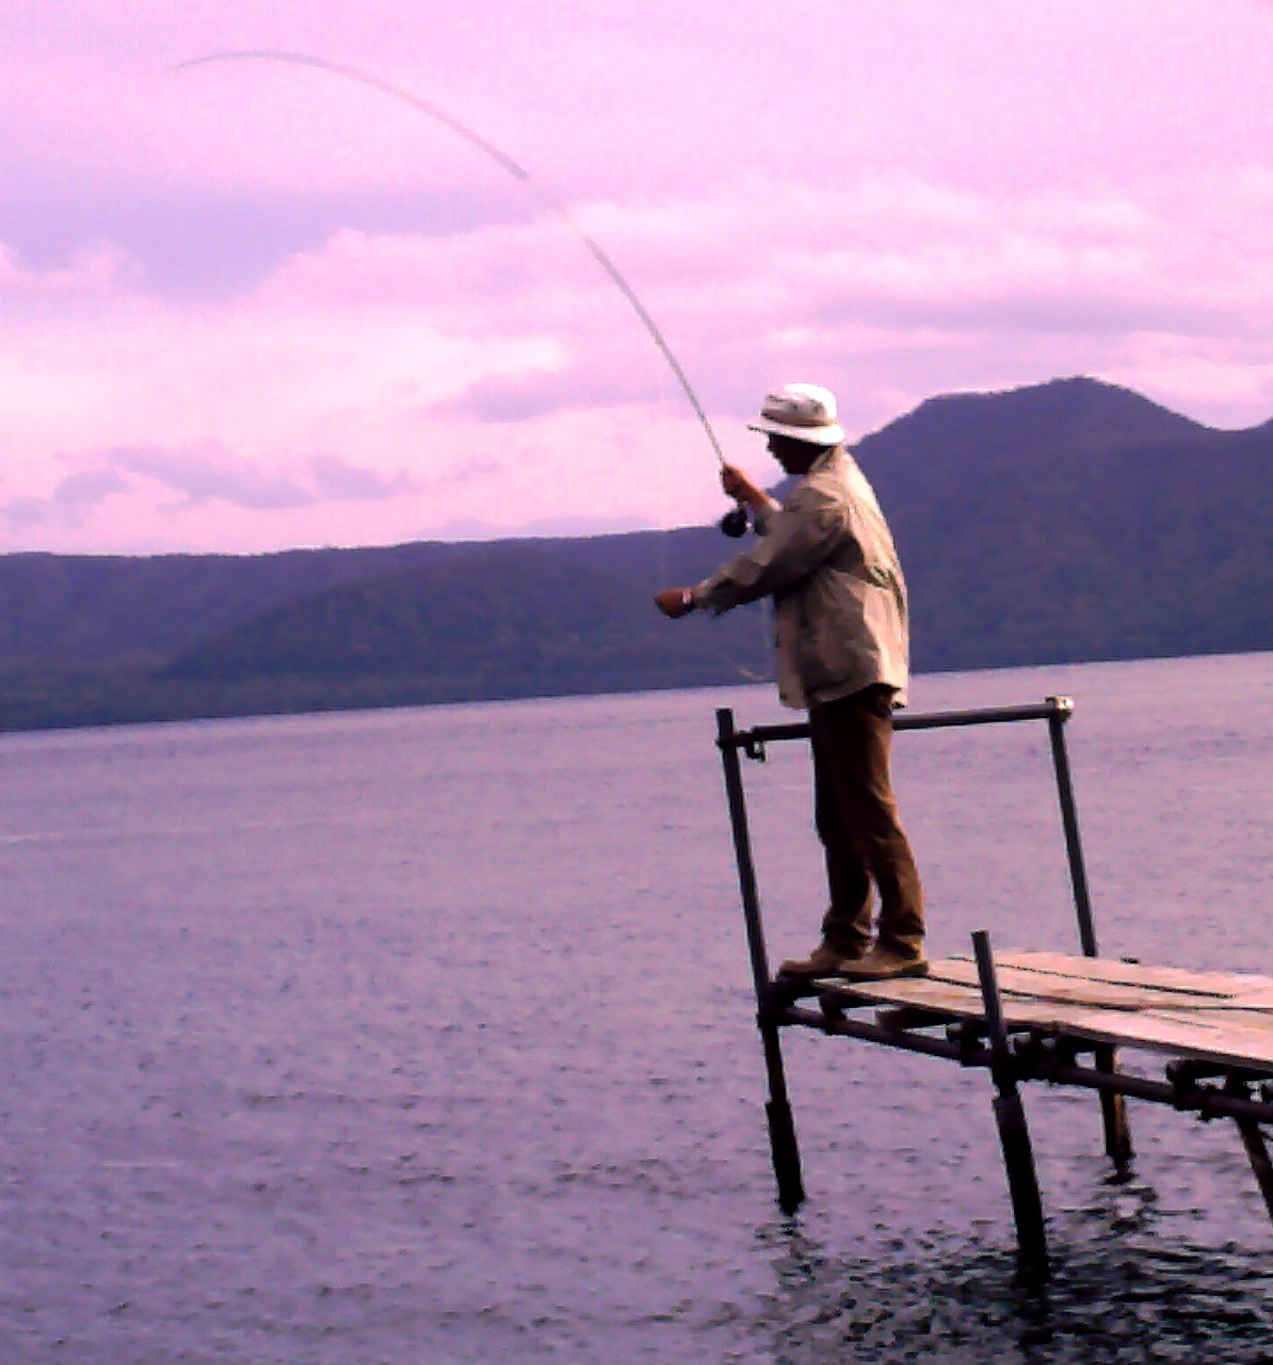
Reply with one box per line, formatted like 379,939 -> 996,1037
1045,697 -> 1096,957
1045,697 -> 1133,1171
716,707 -> 805,1213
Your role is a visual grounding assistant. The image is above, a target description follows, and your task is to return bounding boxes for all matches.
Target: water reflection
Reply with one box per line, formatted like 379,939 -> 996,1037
753,1189 -> 1273,1363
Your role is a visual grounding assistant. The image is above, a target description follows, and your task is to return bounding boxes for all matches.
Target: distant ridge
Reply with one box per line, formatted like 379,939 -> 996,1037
904,374 -> 1204,437
858,376 -> 1270,671
0,376 -> 1267,731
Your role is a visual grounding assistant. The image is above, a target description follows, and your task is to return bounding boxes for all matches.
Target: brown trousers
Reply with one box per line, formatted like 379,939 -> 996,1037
809,684 -> 925,955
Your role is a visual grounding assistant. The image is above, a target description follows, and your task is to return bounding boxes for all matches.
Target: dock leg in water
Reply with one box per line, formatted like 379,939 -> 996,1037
716,708 -> 806,1213
973,930 -> 1049,1279
1094,1044 -> 1134,1174
1229,1079 -> 1273,1225
760,1014 -> 806,1214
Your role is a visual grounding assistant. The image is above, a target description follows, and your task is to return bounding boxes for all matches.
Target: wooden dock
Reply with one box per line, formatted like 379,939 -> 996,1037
714,699 -> 1273,1277
813,949 -> 1273,1075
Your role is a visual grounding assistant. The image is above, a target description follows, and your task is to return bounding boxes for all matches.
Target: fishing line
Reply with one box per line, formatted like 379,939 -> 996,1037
174,50 -> 727,467
175,50 -> 772,682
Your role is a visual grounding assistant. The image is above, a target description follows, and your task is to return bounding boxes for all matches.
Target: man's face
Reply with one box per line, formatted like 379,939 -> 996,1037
767,434 -> 822,476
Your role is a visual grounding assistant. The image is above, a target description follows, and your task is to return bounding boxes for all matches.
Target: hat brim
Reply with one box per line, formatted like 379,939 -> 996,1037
747,416 -> 845,446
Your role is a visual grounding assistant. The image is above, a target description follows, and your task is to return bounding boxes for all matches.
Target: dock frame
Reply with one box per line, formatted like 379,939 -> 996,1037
715,697 -> 1273,1274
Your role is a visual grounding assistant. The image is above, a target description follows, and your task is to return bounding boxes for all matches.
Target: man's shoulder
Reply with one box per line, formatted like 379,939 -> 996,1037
784,454 -> 889,539
790,450 -> 860,505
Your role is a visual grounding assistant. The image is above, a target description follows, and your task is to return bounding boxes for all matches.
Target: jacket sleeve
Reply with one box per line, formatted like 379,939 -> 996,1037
693,491 -> 848,614
751,494 -> 782,536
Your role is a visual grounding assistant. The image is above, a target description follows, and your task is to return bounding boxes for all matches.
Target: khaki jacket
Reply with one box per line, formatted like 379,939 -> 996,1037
693,447 -> 910,710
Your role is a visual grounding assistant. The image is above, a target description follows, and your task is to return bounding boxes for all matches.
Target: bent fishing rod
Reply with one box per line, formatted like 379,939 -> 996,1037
175,50 -> 754,537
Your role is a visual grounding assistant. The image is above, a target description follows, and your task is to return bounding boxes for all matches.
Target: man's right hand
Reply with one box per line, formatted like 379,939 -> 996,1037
720,463 -> 766,510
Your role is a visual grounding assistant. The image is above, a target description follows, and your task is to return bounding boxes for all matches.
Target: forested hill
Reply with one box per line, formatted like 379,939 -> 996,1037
0,376 -> 1269,732
858,377 -> 1271,670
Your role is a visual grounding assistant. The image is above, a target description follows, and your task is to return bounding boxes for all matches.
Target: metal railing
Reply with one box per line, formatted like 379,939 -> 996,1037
713,695 -> 1103,1223
716,695 -> 1097,1004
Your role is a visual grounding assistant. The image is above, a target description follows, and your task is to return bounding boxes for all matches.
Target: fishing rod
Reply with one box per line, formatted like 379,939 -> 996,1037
174,50 -> 754,537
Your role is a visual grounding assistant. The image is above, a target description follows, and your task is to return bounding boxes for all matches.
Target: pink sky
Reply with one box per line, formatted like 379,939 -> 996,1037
4,1 -> 1273,554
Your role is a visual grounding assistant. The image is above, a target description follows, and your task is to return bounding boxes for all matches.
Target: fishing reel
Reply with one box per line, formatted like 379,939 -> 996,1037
719,504 -> 750,538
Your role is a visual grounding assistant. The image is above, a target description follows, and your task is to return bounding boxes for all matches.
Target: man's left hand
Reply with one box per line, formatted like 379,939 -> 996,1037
655,587 -> 695,619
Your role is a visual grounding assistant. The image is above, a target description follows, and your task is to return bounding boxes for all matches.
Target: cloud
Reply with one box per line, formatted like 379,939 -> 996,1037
7,153 -> 1273,556
428,455 -> 506,486
307,452 -> 420,499
441,366 -> 662,423
106,443 -> 314,510
5,1 -> 1273,553
0,442 -> 432,544
1,467 -> 130,528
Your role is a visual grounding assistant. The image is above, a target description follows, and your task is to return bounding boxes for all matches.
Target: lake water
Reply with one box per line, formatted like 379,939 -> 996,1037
0,651 -> 1270,1363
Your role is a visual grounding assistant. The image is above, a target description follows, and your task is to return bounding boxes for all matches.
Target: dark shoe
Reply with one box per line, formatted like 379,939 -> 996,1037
836,944 -> 929,981
778,941 -> 868,978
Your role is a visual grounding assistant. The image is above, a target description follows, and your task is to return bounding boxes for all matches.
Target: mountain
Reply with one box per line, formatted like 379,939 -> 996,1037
0,376 -> 1267,731
861,376 -> 1271,669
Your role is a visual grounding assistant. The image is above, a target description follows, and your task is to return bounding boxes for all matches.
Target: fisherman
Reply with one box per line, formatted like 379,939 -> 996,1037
655,382 -> 926,980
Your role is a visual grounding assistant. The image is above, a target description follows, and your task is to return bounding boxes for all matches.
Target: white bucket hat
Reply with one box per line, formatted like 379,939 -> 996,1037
747,382 -> 844,446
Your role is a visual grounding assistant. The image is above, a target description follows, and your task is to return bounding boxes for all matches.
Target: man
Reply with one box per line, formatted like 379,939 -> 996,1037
655,382 -> 926,981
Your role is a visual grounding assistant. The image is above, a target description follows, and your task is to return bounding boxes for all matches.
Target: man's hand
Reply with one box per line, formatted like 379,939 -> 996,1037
655,587 -> 695,619
720,462 -> 766,509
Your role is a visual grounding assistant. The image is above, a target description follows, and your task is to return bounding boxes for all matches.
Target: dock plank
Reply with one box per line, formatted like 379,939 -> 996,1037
975,950 -> 1273,1003
927,959 -> 1273,1012
811,953 -> 1273,1073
